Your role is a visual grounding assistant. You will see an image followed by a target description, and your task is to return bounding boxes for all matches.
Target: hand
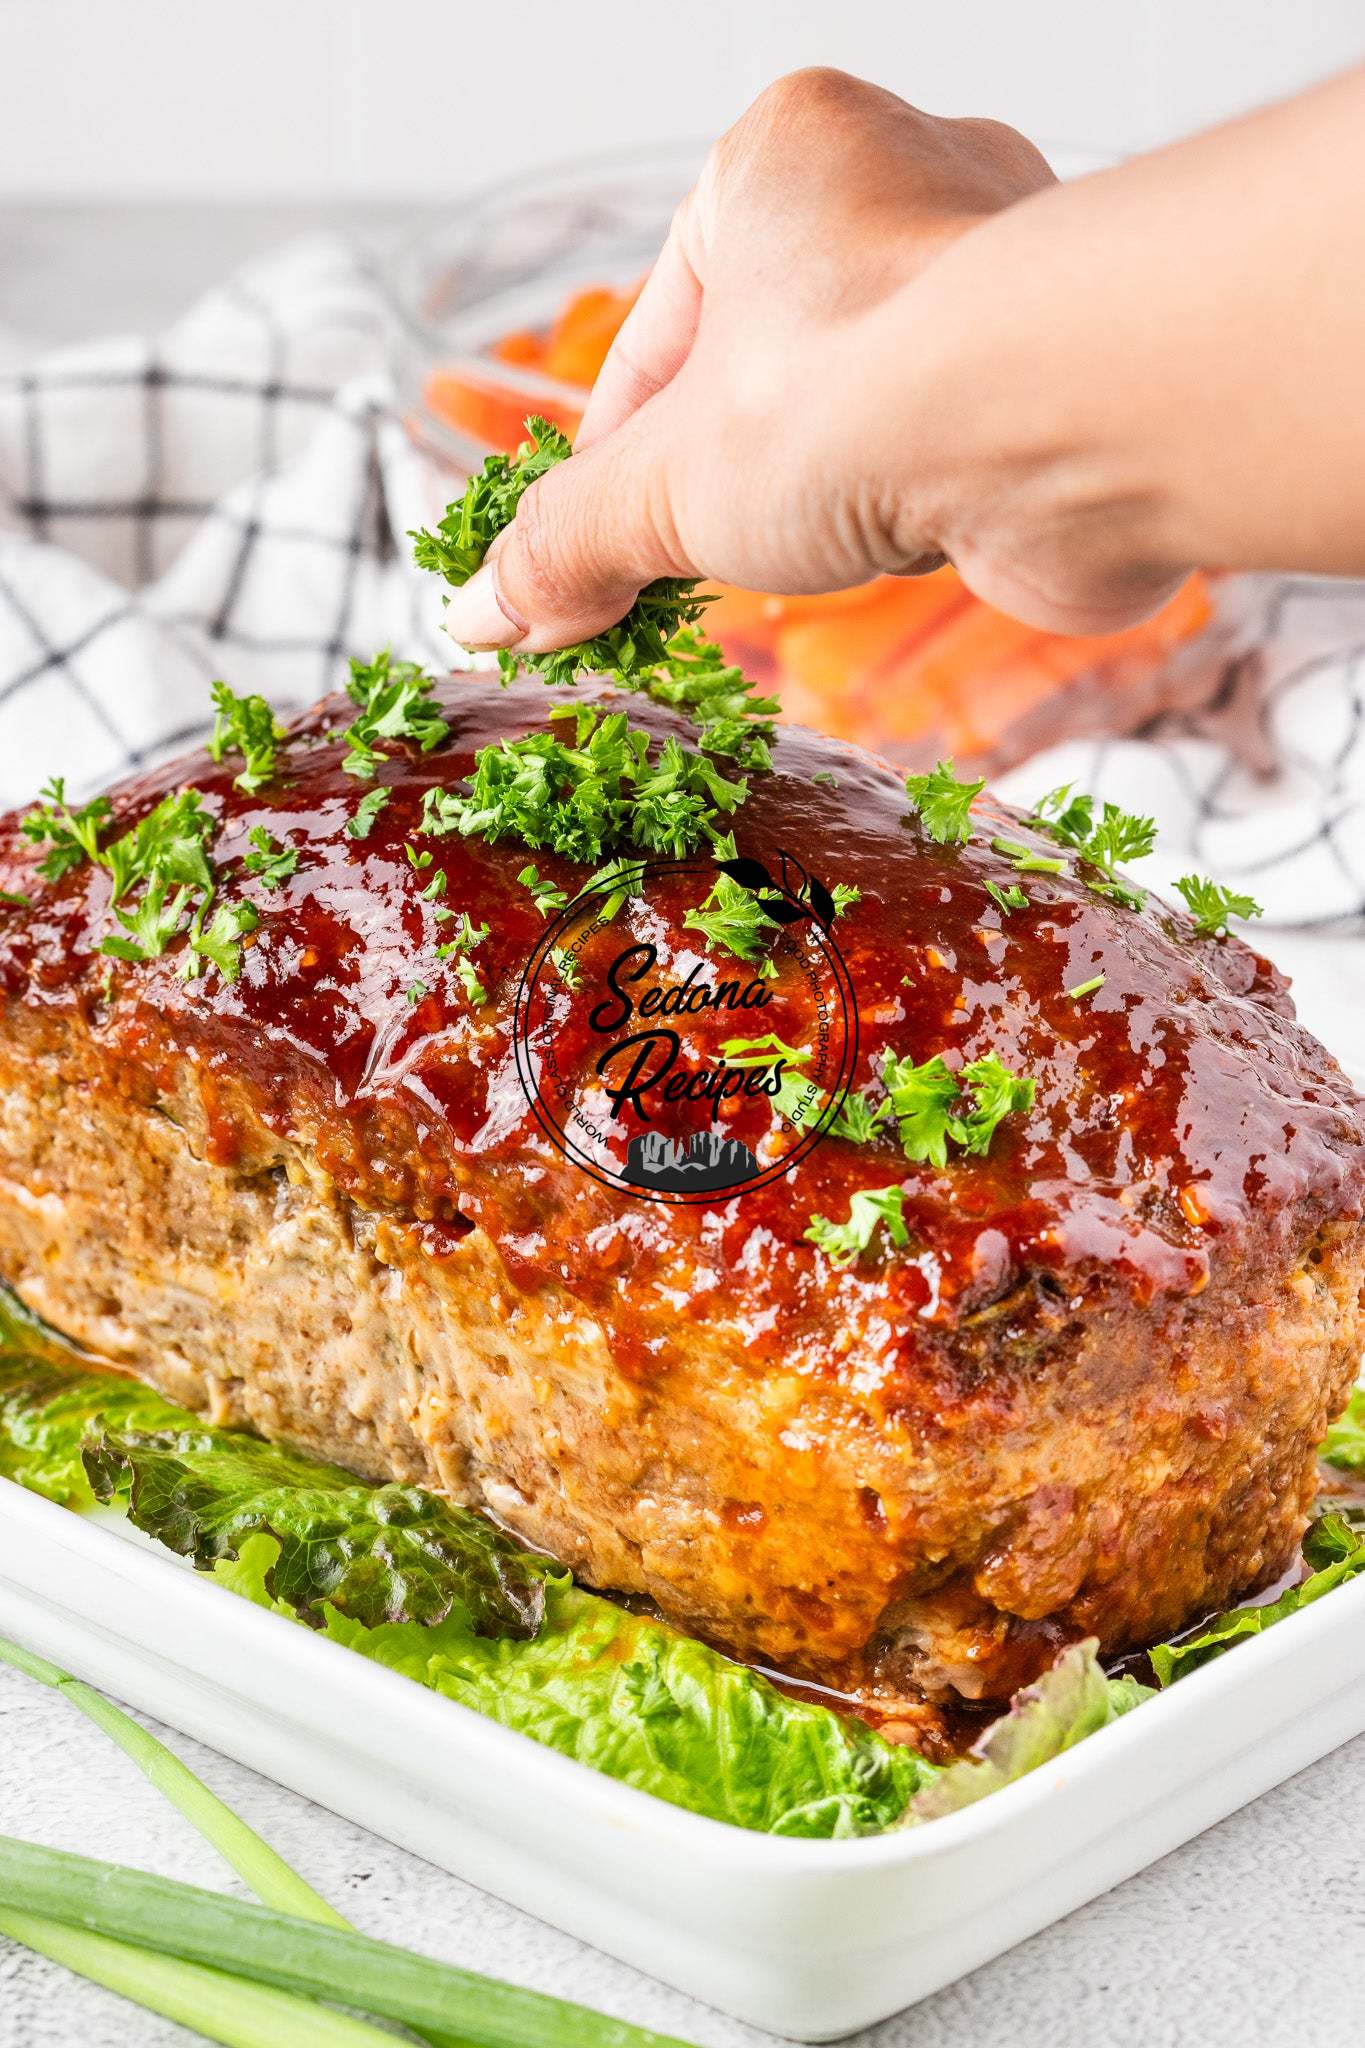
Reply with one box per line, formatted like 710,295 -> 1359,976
442,63 -> 1365,660
440,67 -> 1131,655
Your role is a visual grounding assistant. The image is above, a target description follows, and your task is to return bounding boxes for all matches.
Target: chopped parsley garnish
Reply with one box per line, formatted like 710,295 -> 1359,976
805,1187 -> 909,1267
770,1063 -> 885,1145
26,774 -> 251,984
1173,873 -> 1264,938
881,1049 -> 1034,1169
577,856 -> 644,924
904,759 -> 985,845
20,778 -> 112,881
179,896 -> 259,983
434,705 -> 746,865
1029,784 -> 1156,909
206,682 -> 284,794
953,1053 -> 1036,1154
826,1090 -> 886,1144
1067,973 -> 1106,1000
406,980 -> 428,1006
412,417 -> 713,693
100,875 -> 194,965
105,790 -> 216,903
683,872 -> 780,963
719,1032 -> 811,1069
985,880 -> 1028,916
0,890 -> 30,909
345,785 -> 392,841
990,837 -> 1065,877
550,946 -> 581,990
435,912 -> 489,1006
341,650 -> 449,781
453,957 -> 486,1005
830,883 -> 861,917
879,1052 -> 961,1167
435,913 -> 489,959
242,826 -> 297,888
634,628 -> 778,772
409,417 -> 777,838
811,770 -> 839,790
517,863 -> 569,919
410,415 -> 574,588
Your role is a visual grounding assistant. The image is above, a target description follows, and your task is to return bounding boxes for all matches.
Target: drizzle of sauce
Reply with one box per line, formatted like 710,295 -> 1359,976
0,675 -> 1361,1423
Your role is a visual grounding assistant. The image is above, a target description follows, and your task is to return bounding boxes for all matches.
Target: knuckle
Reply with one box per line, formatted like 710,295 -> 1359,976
757,66 -> 864,122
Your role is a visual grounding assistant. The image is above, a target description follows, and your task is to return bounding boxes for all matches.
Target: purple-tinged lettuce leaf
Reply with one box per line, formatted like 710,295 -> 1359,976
908,1640 -> 1150,1822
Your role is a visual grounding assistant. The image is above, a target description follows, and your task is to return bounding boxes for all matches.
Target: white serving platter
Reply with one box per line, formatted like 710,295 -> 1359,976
3,1477 -> 1365,2038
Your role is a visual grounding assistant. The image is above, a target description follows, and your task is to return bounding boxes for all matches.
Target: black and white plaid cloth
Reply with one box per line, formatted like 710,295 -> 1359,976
0,236 -> 453,804
1,234 -> 1363,930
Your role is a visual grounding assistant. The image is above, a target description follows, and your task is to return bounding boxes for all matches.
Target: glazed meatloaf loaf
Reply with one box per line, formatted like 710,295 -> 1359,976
0,674 -> 1362,1713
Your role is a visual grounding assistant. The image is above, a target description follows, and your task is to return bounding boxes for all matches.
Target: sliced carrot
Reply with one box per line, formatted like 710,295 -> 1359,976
544,284 -> 639,386
493,328 -> 546,368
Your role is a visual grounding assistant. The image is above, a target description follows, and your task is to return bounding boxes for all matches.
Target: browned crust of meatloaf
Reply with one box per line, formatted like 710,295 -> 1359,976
0,678 -> 1363,1705
0,1006 -> 1359,1704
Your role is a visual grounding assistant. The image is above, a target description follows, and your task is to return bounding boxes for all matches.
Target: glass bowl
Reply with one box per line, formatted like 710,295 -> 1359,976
388,142 -> 703,468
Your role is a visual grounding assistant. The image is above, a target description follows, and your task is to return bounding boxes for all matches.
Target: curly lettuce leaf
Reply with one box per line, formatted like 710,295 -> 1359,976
0,1353 -> 929,1836
1148,1512 -> 1365,1685
215,1534 -> 925,1837
0,1356 -> 188,1509
82,1425 -> 547,1640
907,1641 -> 1151,1822
1321,1387 -> 1365,1471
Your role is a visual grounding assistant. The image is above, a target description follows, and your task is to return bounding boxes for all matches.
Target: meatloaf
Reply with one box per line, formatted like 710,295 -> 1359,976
0,676 -> 1361,1715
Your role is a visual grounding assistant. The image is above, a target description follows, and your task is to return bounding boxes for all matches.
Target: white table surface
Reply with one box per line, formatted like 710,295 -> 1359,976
1,209 -> 1364,2048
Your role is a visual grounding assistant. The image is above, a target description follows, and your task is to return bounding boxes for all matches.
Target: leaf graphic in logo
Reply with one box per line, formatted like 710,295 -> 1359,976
715,856 -> 776,895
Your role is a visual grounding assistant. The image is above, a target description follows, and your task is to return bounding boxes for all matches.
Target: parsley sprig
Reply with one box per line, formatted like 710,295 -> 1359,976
881,1050 -> 1034,1170
1029,785 -> 1156,910
1173,873 -> 1264,938
242,827 -> 298,889
805,1187 -> 910,1267
20,775 -> 264,985
19,778 -> 112,882
683,872 -> 781,964
435,912 -> 489,1005
412,417 -> 712,693
340,651 -> 449,782
206,682 -> 284,795
904,760 -> 985,845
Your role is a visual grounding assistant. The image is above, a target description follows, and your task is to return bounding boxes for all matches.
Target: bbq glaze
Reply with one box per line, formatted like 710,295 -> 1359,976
0,675 -> 1361,1394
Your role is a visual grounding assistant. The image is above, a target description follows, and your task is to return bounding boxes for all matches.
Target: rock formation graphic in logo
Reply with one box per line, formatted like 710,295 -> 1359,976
513,851 -> 858,1204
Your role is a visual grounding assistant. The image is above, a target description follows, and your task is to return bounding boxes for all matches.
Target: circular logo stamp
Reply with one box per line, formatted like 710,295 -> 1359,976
513,850 -> 859,1203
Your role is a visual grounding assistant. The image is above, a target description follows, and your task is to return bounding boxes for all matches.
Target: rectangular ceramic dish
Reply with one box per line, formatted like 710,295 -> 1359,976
2,1474 -> 1364,2040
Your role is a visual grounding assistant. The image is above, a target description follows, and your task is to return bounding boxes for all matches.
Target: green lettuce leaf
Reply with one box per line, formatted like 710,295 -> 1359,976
82,1425 -> 548,1639
0,1353 -> 929,1835
1148,1512 -> 1365,1685
907,1640 -> 1151,1822
1321,1387 -> 1365,1471
216,1535 -> 925,1836
0,1356 -> 188,1509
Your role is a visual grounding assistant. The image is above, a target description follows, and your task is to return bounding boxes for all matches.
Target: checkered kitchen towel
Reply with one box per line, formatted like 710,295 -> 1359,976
1,233 -> 1364,928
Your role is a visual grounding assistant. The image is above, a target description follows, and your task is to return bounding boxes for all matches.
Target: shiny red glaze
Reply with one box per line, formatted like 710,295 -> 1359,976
0,675 -> 1361,1390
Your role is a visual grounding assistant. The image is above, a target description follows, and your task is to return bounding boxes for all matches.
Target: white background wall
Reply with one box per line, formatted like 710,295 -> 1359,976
2,0 -> 1364,201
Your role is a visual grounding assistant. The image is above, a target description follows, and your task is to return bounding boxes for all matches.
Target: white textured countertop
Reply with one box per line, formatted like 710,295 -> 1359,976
2,209 -> 1364,2048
